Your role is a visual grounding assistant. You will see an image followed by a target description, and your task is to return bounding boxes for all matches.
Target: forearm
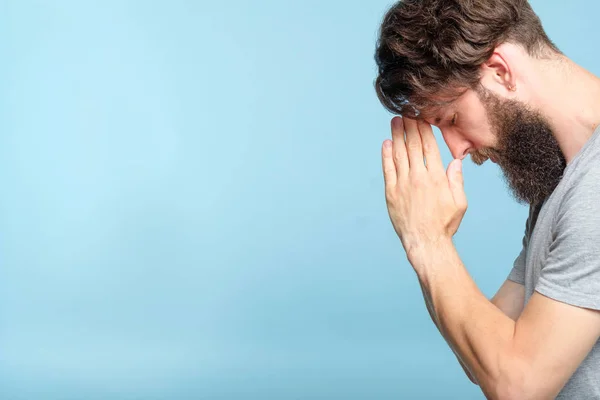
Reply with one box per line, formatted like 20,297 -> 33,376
418,280 -> 478,384
410,240 -> 519,397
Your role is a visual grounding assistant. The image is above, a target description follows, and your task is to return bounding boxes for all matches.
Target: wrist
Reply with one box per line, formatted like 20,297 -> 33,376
406,236 -> 456,278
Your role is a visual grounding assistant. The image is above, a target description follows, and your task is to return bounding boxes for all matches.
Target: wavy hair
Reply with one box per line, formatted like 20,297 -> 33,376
374,0 -> 560,117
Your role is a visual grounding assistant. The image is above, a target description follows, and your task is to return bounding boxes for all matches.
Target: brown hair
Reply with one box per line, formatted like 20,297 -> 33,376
374,0 -> 560,118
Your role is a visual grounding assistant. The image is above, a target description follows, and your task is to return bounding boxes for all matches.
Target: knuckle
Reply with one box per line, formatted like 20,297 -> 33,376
422,141 -> 432,153
410,174 -> 423,188
407,141 -> 421,151
385,189 -> 396,203
393,151 -> 403,163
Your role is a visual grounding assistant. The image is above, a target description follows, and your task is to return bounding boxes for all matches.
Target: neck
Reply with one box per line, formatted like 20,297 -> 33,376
535,57 -> 600,163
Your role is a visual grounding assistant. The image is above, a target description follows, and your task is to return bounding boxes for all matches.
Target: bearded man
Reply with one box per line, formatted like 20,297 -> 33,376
375,1 -> 600,398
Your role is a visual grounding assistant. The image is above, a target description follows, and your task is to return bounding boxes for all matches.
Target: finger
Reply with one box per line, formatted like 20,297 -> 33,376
382,139 -> 397,187
447,159 -> 468,211
417,120 -> 444,173
391,117 -> 409,177
403,117 -> 425,171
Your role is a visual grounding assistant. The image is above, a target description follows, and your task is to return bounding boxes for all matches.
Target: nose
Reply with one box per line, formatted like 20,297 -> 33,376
440,129 -> 473,160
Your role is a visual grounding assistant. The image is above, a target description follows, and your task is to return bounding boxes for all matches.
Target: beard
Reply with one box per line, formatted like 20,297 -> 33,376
469,88 -> 567,205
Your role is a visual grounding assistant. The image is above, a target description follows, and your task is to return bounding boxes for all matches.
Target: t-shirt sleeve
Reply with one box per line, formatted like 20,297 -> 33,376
535,179 -> 600,310
507,205 -> 535,285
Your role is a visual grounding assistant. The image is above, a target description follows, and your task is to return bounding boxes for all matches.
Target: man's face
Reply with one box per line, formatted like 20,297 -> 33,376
425,88 -> 566,205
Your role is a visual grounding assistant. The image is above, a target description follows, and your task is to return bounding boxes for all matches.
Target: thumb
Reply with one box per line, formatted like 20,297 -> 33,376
447,159 -> 467,210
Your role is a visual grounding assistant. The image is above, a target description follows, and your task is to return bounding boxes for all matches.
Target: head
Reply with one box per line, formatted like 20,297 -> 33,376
374,0 -> 567,205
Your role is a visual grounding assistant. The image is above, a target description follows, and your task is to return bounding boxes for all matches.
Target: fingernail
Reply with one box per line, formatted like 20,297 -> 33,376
384,140 -> 392,148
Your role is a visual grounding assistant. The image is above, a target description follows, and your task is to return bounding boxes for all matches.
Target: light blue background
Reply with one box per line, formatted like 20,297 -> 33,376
0,1 -> 596,399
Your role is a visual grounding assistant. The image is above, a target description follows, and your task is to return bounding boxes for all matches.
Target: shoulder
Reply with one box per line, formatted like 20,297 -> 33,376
558,157 -> 600,216
551,162 -> 600,238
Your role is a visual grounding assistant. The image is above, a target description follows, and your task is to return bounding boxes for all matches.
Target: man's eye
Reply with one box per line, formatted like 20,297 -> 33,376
451,113 -> 457,125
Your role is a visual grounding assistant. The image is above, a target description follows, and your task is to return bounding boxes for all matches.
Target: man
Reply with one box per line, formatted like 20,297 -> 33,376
374,0 -> 600,398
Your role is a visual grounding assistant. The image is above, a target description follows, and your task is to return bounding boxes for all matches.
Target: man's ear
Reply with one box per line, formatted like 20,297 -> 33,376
479,45 -> 516,93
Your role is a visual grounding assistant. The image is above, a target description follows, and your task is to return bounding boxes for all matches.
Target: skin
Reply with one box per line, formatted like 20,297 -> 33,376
382,43 -> 600,399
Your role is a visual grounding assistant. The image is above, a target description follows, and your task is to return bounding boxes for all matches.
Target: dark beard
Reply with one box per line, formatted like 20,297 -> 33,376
470,88 -> 567,205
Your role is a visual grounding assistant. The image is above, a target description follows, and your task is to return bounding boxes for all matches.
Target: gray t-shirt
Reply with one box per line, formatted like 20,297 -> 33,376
508,125 -> 600,398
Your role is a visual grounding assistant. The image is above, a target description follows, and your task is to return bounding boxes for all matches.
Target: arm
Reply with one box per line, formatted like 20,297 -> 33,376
418,280 -> 478,384
491,280 -> 525,322
418,278 -> 524,386
419,279 -> 525,385
414,242 -> 600,399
